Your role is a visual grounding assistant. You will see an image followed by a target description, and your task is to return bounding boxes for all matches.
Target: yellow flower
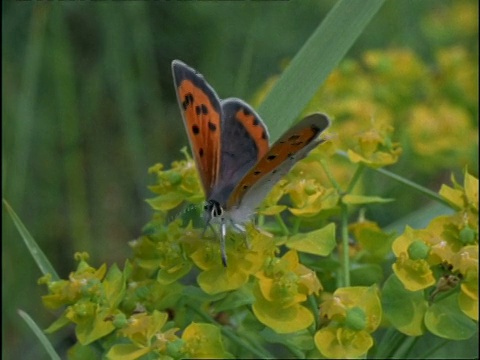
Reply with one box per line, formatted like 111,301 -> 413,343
347,121 -> 402,168
195,227 -> 276,294
315,286 -> 381,358
182,323 -> 231,358
252,251 -> 322,333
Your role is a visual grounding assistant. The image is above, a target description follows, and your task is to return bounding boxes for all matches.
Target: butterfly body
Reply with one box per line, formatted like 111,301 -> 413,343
172,60 -> 330,266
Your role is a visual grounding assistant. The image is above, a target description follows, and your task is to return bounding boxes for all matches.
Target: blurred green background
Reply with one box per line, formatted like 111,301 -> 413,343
2,1 -> 478,359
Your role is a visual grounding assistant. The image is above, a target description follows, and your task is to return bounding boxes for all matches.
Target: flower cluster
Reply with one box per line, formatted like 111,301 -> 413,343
252,250 -> 322,333
387,171 -> 478,338
315,286 -> 382,358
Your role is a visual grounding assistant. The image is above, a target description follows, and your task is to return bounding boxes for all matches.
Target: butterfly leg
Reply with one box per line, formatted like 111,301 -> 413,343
220,219 -> 228,267
231,221 -> 251,250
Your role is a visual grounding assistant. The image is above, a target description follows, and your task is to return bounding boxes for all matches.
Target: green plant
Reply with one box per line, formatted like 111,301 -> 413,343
5,0 -> 478,359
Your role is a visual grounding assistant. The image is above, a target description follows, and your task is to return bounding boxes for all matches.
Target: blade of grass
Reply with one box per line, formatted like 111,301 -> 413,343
258,0 -> 386,140
3,199 -> 59,280
18,310 -> 61,360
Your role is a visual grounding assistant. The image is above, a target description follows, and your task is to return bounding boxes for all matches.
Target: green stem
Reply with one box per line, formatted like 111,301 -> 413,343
292,217 -> 302,234
377,329 -> 407,359
319,158 -> 343,193
186,303 -> 272,359
397,336 -> 419,359
257,214 -> 265,228
340,201 -> 350,287
275,213 -> 290,236
346,163 -> 365,194
307,294 -> 319,331
376,167 -> 456,209
335,150 -> 458,210
284,342 -> 306,359
417,338 -> 450,359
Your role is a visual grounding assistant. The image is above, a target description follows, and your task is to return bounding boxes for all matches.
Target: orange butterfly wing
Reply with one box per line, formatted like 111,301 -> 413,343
227,113 -> 330,211
172,60 -> 222,198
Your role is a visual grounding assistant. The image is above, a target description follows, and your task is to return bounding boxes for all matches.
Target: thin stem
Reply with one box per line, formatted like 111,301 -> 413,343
340,201 -> 350,287
375,327 -> 411,359
397,335 -> 419,359
283,342 -> 306,359
307,294 -> 319,331
319,158 -> 343,193
346,163 -> 365,194
376,167 -> 456,209
275,213 -> 290,236
292,216 -> 302,234
257,214 -> 265,227
418,338 -> 450,359
335,150 -> 458,210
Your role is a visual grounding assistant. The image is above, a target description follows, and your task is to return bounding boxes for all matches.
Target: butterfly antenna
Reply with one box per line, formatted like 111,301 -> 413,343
220,219 -> 228,267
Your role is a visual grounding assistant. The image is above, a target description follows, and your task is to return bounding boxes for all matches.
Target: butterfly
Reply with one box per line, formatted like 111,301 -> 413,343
172,60 -> 330,266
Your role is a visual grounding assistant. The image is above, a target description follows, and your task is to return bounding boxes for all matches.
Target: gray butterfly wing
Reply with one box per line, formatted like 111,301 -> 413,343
227,113 -> 331,223
208,98 -> 270,206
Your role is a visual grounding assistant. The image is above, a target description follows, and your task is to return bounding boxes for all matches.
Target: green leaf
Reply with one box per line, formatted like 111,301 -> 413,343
103,263 -> 126,308
44,313 -> 71,334
350,264 -> 384,286
214,284 -> 255,312
18,310 -> 61,360
261,328 -> 315,351
342,194 -> 394,204
68,342 -> 102,360
146,192 -> 184,211
157,261 -> 192,284
258,0 -> 386,139
106,344 -> 151,360
3,199 -> 59,280
75,305 -> 116,345
286,223 -> 336,256
382,274 -> 427,336
425,294 -> 477,340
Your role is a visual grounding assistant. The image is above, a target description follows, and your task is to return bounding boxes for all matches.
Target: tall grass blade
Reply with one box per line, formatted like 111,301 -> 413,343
258,0 -> 386,139
3,200 -> 59,280
17,310 -> 61,360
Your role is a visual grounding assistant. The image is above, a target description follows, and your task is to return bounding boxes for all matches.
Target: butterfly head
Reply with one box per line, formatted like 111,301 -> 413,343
203,199 -> 229,267
204,199 -> 224,226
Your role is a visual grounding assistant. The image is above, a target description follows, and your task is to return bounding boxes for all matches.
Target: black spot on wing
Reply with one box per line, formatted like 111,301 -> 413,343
182,93 -> 194,110
194,103 -> 208,115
